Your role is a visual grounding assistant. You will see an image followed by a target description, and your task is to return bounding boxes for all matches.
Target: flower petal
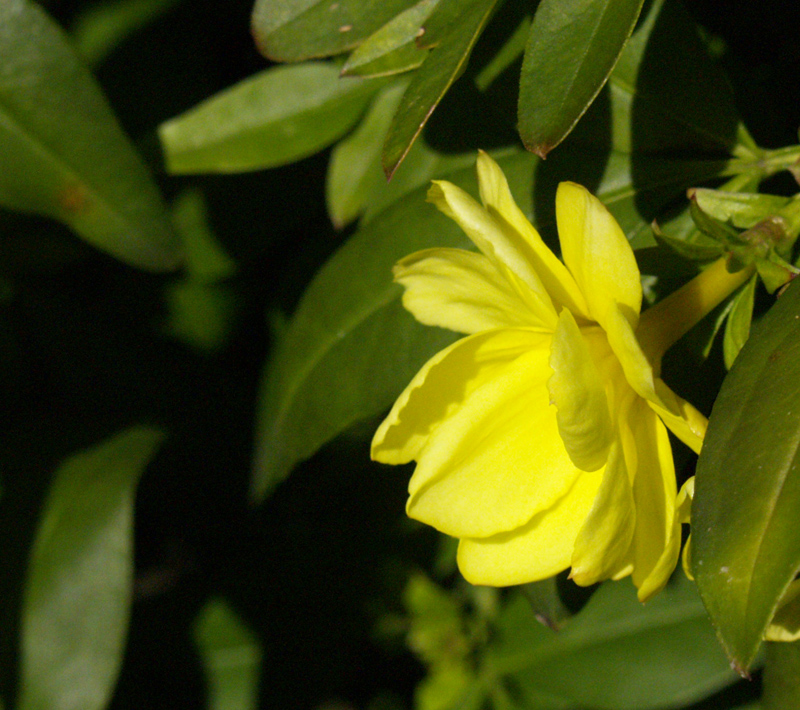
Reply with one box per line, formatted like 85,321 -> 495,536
648,380 -> 707,454
456,470 -> 602,586
394,248 -> 542,334
406,339 -> 584,539
372,329 -> 543,464
548,309 -> 614,471
427,181 -> 558,329
604,302 -> 661,405
556,182 -> 642,329
475,152 -> 589,318
620,398 -> 678,600
570,439 -> 636,586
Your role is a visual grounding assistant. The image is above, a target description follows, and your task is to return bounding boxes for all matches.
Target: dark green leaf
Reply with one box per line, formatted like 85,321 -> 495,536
518,0 -> 644,157
0,0 -> 181,271
341,0 -> 438,78
250,151 -> 534,500
764,641 -> 800,710
492,576 -> 737,710
252,0 -> 418,62
194,598 -> 262,710
382,0 -> 499,178
693,278 -> 800,674
159,62 -> 382,174
723,274 -> 757,368
17,427 -> 164,710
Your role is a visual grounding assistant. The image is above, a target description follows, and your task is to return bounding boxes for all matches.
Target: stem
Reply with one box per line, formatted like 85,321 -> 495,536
638,258 -> 755,363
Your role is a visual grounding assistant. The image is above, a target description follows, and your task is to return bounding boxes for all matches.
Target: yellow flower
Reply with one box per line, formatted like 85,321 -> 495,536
372,152 -> 752,601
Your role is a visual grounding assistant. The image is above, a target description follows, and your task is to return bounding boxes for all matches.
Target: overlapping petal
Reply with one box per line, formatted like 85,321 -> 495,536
548,309 -> 614,471
393,248 -> 542,334
456,470 -> 603,586
372,328 -> 545,464
427,181 -> 558,329
556,182 -> 642,330
406,337 -> 583,539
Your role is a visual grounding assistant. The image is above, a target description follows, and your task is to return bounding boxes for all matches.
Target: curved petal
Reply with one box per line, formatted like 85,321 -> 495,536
648,380 -> 707,454
548,309 -> 613,471
407,342 -> 585,538
604,303 -> 661,406
570,439 -> 636,586
394,248 -> 545,333
456,469 -> 602,586
620,398 -> 678,599
475,151 -> 589,318
427,181 -> 558,329
556,182 -> 642,329
372,329 -> 546,464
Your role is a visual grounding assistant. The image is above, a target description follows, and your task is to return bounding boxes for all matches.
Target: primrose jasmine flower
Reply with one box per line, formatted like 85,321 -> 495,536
371,152 -> 752,601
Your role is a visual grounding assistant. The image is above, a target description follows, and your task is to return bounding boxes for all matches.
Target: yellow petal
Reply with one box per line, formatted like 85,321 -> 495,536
548,309 -> 614,471
456,470 -> 602,586
620,399 -> 679,600
570,440 -> 636,586
604,302 -> 661,405
394,248 -> 543,334
475,151 -> 589,318
648,380 -> 707,454
556,182 -> 642,329
407,341 -> 585,538
427,181 -> 558,329
372,329 -> 543,464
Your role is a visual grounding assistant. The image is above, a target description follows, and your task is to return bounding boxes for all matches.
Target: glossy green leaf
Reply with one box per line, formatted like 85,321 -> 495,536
341,0 -> 438,78
17,427 -> 165,710
518,0 -> 644,158
382,0 -> 499,178
693,278 -> 800,674
0,0 -> 181,272
194,598 -> 262,710
723,273 -> 757,369
71,0 -> 181,66
491,576 -> 737,710
159,62 -> 382,174
252,0 -> 418,62
251,151 -> 534,500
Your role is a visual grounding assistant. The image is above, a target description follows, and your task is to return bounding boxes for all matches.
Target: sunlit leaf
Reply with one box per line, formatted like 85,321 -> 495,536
693,278 -> 800,674
518,0 -> 644,157
341,0 -> 438,78
194,598 -> 262,710
252,0 -> 418,62
159,62 -> 383,174
382,0 -> 499,178
17,427 -> 164,710
251,151 -> 534,500
0,0 -> 181,271
492,576 -> 738,710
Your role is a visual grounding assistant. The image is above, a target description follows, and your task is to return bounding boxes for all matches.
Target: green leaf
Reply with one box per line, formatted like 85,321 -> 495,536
327,81 -> 408,228
723,273 -> 757,368
341,0 -> 438,78
252,0 -> 418,62
250,151 -> 535,500
518,0 -> 644,158
763,642 -> 800,710
491,576 -> 738,710
71,0 -> 181,67
17,427 -> 165,710
194,598 -> 263,710
693,278 -> 800,674
692,189 -> 797,231
159,62 -> 382,174
0,0 -> 181,272
382,0 -> 499,178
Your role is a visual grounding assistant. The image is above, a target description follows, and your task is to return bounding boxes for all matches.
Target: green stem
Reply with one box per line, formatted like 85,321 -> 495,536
638,258 -> 756,363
